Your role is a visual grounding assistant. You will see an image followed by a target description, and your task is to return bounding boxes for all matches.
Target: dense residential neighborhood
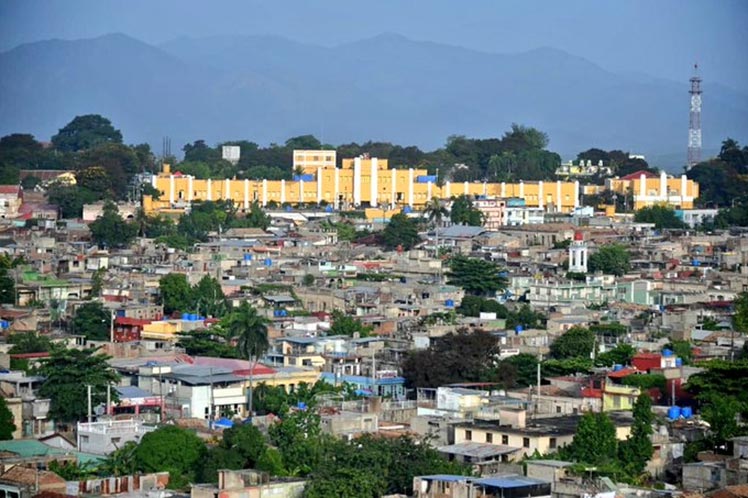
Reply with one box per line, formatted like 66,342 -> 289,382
0,112 -> 747,498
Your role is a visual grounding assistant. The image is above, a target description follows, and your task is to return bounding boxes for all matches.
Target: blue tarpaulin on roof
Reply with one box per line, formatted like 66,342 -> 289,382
212,417 -> 234,429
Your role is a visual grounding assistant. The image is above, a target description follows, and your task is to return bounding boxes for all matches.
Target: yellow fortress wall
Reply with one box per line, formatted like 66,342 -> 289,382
145,152 -> 698,214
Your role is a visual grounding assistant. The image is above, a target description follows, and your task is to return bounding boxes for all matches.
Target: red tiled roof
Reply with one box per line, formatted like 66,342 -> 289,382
235,365 -> 277,376
581,387 -> 603,398
607,367 -> 637,379
620,170 -> 658,181
9,352 -> 50,359
633,352 -> 661,359
115,317 -> 153,326
0,185 -> 21,195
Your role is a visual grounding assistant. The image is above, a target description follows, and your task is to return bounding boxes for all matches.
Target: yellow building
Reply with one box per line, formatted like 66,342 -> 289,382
145,154 -> 583,214
294,149 -> 336,172
607,170 -> 699,210
602,383 -> 641,412
452,410 -> 632,462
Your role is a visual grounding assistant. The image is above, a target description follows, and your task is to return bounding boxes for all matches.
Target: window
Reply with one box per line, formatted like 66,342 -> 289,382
465,430 -> 472,441
550,437 -> 557,449
523,437 -> 530,448
502,435 -> 509,445
486,433 -> 493,443
80,435 -> 89,444
556,406 -> 562,414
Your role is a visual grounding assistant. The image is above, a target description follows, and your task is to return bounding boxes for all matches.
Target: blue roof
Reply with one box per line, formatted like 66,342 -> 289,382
212,417 -> 234,429
474,475 -> 549,489
116,386 -> 154,399
320,372 -> 405,386
420,475 -> 470,483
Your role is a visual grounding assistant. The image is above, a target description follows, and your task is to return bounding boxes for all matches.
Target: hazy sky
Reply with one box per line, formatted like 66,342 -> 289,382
1,0 -> 747,91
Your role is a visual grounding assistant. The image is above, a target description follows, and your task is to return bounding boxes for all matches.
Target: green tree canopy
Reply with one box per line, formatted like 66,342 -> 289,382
382,212 -> 421,251
450,195 -> 483,226
0,397 -> 15,440
328,309 -> 373,337
158,273 -> 194,315
197,447 -> 244,484
0,254 -> 23,305
89,202 -> 138,248
588,244 -> 630,276
447,255 -> 507,296
401,329 -> 500,388
8,332 -> 54,354
634,205 -> 686,229
564,412 -> 618,466
47,184 -> 98,219
221,423 -> 268,468
79,143 -> 141,199
269,410 -> 324,476
549,326 -> 595,360
306,433 -> 469,497
72,301 -> 111,341
733,292 -> 748,333
177,329 -> 238,358
685,360 -> 748,417
701,395 -> 741,450
51,114 -> 123,152
192,275 -> 228,318
183,139 -> 221,163
37,348 -> 120,423
596,343 -> 636,367
493,353 -> 539,388
456,295 -> 509,317
224,302 -> 269,416
618,393 -> 654,476
134,425 -> 206,489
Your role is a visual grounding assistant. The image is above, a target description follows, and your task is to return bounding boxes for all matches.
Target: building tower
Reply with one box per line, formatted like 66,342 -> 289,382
687,64 -> 702,169
568,231 -> 588,273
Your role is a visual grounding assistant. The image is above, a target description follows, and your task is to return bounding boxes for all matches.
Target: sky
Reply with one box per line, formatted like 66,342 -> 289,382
1,0 -> 747,92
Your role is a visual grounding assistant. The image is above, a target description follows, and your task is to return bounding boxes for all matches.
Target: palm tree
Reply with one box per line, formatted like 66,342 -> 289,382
424,196 -> 448,252
225,302 -> 269,418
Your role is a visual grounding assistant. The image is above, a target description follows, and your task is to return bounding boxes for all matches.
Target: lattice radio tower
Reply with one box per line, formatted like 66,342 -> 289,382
687,64 -> 702,169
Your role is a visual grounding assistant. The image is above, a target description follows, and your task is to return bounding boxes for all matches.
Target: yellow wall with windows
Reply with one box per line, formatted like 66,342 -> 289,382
608,172 -> 699,210
145,158 -> 591,215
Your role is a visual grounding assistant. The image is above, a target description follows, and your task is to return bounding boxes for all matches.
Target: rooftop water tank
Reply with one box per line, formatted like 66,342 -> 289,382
668,406 -> 681,420
681,406 -> 693,419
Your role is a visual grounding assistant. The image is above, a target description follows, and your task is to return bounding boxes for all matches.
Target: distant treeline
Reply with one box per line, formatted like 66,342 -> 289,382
1,114 -> 660,194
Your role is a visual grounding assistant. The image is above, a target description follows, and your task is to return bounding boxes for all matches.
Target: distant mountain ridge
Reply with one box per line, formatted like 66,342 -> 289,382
1,32 -> 746,171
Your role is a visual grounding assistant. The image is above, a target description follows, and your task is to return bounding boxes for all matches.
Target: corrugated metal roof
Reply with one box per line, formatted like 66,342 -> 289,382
438,442 -> 520,458
419,475 -> 471,483
474,474 -> 549,488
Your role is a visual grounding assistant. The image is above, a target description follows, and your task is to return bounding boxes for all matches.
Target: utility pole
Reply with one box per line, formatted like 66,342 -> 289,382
87,385 -> 92,423
109,309 -> 115,343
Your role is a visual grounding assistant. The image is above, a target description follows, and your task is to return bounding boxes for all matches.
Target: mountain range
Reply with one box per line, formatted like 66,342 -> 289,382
1,32 -> 746,170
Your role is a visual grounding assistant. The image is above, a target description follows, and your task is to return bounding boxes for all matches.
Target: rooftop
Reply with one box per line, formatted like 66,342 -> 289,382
456,412 -> 633,436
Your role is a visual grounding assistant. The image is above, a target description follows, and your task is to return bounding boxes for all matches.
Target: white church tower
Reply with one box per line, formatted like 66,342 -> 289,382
568,231 -> 588,273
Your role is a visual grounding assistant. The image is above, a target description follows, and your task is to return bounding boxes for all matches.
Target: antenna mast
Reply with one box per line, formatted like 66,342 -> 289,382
687,64 -> 702,169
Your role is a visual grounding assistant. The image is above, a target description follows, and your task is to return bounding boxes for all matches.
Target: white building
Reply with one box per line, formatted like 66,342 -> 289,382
676,208 -> 719,228
76,419 -> 155,455
568,231 -> 588,273
528,275 -> 617,308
